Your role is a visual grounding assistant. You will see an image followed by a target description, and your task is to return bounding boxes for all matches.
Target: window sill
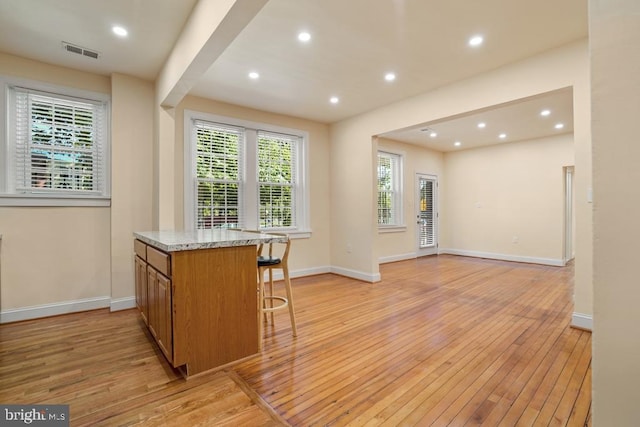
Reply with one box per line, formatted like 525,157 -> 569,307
378,225 -> 407,234
0,194 -> 111,207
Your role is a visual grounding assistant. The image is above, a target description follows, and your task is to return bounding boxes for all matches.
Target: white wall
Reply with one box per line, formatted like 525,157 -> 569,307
376,138 -> 444,263
442,134 -> 574,265
0,53 -> 112,322
590,0 -> 640,422
110,74 -> 154,307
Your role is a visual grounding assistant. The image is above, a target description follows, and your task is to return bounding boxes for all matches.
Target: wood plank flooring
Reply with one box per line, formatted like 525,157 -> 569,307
0,255 -> 591,426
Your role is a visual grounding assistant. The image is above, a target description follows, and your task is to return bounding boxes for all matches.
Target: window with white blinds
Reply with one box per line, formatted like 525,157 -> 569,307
1,80 -> 110,205
194,121 -> 244,229
377,151 -> 403,226
258,131 -> 298,228
185,111 -> 309,233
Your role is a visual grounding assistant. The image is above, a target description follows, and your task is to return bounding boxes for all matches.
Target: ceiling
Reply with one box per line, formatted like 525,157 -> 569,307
382,87 -> 574,152
0,0 -> 587,151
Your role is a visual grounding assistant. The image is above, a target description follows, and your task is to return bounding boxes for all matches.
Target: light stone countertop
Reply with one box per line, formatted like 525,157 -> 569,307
134,229 -> 286,252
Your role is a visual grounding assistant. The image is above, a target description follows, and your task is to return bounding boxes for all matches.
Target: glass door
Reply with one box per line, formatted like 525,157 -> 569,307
417,174 -> 437,256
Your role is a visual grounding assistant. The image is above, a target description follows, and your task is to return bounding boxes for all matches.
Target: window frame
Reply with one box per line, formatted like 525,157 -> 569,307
377,150 -> 404,229
0,75 -> 111,207
184,110 -> 311,237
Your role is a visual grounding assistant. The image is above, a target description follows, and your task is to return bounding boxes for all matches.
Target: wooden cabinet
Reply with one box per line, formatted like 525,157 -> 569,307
133,237 -> 258,378
134,240 -> 173,364
134,255 -> 148,325
155,271 -> 173,361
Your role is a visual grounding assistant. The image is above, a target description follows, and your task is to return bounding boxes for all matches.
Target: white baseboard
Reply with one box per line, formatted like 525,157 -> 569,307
261,266 -> 332,282
438,248 -> 565,267
379,252 -> 417,264
291,266 -> 332,278
571,312 -> 593,331
0,267 -> 341,323
110,296 -> 136,312
331,266 -> 381,283
264,265 -> 379,283
0,296 -> 111,324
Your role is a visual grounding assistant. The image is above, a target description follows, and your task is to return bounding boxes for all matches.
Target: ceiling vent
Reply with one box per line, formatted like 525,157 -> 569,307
62,41 -> 100,59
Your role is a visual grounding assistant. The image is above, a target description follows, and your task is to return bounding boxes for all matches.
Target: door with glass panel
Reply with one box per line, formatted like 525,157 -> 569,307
416,174 -> 437,256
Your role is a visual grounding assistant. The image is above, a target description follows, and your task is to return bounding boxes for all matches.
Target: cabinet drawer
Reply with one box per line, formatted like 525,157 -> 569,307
147,246 -> 171,277
134,239 -> 147,259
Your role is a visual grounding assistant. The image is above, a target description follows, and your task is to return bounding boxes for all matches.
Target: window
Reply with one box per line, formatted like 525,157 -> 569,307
377,151 -> 402,226
185,111 -> 309,234
1,78 -> 110,206
194,121 -> 243,229
258,131 -> 298,228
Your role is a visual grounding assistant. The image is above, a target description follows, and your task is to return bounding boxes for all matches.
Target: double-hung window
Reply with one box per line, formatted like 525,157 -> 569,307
257,130 -> 298,228
377,151 -> 403,226
1,77 -> 110,206
185,111 -> 309,234
194,121 -> 244,229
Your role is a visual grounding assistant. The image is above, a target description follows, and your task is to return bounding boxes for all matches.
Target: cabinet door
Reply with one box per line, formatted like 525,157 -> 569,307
156,273 -> 173,363
134,256 -> 148,325
147,267 -> 158,339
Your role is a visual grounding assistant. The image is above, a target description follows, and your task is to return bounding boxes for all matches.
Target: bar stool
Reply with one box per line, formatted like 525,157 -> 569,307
244,231 -> 298,350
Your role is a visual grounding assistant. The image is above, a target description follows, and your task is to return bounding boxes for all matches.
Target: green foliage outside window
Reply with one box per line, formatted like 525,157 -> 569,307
377,155 -> 393,224
195,127 -> 297,229
196,127 -> 240,228
258,135 -> 295,228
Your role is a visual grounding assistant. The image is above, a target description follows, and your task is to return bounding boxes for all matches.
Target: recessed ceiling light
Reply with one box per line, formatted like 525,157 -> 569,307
248,71 -> 260,79
384,72 -> 396,82
555,123 -> 564,129
112,26 -> 128,37
478,122 -> 486,129
329,96 -> 339,104
430,132 -> 437,138
468,35 -> 483,47
298,32 -> 311,42
499,133 -> 507,139
541,109 -> 551,117
454,141 -> 462,147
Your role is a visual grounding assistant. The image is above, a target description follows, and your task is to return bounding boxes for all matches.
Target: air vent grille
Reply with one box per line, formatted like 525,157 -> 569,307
62,41 -> 100,60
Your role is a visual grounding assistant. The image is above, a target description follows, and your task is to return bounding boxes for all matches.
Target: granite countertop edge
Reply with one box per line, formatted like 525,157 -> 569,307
134,230 -> 286,252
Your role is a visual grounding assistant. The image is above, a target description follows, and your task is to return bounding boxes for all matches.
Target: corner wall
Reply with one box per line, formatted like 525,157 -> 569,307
110,73 -> 154,308
442,134 -> 574,265
376,138 -> 445,263
590,0 -> 640,422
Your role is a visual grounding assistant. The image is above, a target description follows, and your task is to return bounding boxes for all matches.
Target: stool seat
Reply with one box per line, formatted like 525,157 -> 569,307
258,256 -> 281,266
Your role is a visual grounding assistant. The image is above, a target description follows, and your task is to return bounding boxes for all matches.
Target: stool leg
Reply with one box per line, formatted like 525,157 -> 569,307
268,268 -> 275,324
258,266 -> 265,351
283,264 -> 297,337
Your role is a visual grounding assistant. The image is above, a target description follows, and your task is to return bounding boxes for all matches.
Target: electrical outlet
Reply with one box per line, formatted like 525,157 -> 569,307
512,236 -> 519,244
346,244 -> 352,253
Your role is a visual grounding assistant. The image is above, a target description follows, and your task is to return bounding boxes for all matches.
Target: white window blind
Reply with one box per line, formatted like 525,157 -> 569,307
257,130 -> 299,228
419,178 -> 435,246
185,111 -> 309,234
194,120 -> 244,229
377,151 -> 402,226
12,87 -> 107,195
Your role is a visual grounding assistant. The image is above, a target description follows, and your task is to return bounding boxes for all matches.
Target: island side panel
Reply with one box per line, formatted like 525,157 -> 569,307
171,245 -> 259,375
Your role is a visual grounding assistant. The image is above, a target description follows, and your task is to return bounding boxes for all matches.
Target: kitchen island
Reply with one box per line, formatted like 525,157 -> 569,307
133,229 -> 285,378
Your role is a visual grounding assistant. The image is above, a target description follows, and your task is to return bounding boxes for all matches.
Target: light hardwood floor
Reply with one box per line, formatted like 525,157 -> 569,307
0,255 -> 591,426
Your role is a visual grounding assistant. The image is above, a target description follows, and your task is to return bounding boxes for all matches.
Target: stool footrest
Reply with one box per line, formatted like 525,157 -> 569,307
263,295 -> 288,313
